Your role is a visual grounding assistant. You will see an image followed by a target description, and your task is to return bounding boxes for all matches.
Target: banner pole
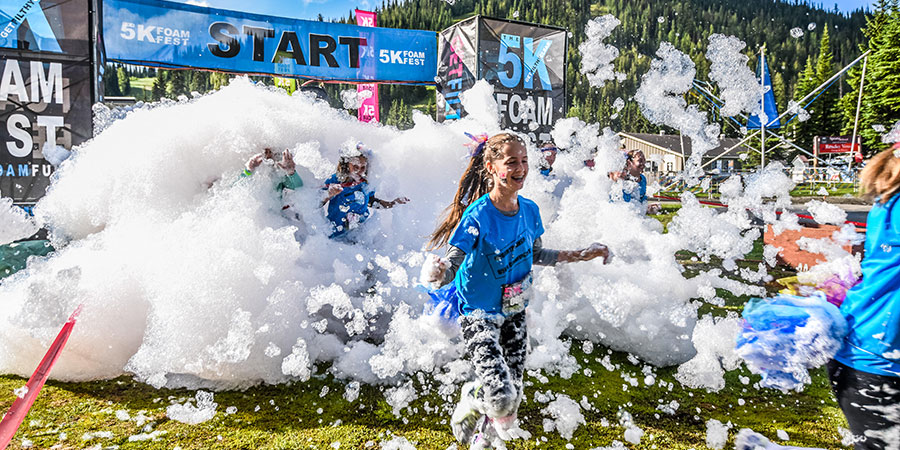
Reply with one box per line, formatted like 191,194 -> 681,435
849,54 -> 868,172
0,305 -> 84,450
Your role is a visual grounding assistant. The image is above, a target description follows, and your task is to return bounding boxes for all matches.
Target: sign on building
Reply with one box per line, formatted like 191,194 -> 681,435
814,136 -> 861,154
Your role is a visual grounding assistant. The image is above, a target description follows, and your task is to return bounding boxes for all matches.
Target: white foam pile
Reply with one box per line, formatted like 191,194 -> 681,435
0,197 -> 38,245
578,15 -> 623,88
0,75 -> 771,390
705,418 -> 731,449
165,390 -> 217,424
541,395 -> 585,440
0,15 -> 824,438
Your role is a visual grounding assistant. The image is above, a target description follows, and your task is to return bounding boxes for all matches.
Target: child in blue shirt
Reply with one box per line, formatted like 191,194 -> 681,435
826,143 -> 900,450
610,149 -> 660,214
322,143 -> 408,239
425,132 -> 610,448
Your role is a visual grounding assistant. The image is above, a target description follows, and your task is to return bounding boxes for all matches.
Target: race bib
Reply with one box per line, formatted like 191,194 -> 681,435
501,272 -> 532,316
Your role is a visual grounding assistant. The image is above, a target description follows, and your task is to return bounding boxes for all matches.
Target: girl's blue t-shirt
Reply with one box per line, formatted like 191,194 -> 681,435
323,174 -> 375,237
622,174 -> 647,203
834,195 -> 900,377
448,194 -> 544,316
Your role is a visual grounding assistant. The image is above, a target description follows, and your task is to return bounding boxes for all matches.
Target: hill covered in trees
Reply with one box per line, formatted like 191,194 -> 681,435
106,0 -> 900,156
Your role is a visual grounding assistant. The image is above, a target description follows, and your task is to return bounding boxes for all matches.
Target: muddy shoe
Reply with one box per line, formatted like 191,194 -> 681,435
474,417 -> 507,450
450,382 -> 483,444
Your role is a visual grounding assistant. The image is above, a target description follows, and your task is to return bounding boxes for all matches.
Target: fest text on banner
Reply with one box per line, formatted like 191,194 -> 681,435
102,0 -> 438,84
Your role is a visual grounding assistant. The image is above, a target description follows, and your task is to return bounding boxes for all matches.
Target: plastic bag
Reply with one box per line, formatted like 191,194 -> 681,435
736,292 -> 848,391
421,282 -> 460,323
776,269 -> 859,307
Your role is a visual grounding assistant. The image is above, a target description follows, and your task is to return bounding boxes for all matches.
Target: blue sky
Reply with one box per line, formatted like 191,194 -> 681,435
172,0 -> 873,20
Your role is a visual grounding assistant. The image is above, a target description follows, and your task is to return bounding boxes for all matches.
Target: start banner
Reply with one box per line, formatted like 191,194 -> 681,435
102,0 -> 438,84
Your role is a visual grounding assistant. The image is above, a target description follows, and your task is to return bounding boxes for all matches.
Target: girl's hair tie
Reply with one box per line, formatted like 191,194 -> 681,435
464,132 -> 489,158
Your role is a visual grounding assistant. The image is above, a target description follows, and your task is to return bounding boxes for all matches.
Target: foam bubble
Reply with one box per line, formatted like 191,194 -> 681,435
579,15 -> 623,88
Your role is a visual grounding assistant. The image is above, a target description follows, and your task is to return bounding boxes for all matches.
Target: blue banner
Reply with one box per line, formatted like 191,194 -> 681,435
747,53 -> 781,129
102,0 -> 438,84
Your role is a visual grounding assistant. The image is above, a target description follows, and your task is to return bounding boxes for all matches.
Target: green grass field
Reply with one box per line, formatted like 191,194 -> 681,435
0,231 -> 849,450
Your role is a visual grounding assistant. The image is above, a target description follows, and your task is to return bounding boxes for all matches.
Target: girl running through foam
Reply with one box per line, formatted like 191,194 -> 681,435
424,132 -> 611,448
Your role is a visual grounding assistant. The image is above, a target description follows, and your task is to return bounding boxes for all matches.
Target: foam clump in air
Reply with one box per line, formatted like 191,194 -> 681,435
166,390 -> 218,425
706,35 -> 761,118
635,42 -> 719,185
541,394 -> 585,440
0,198 -> 38,245
805,200 -> 846,225
579,15 -> 623,88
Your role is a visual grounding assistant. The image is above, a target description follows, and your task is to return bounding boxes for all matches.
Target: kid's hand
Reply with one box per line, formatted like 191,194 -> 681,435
391,197 -> 410,206
647,203 -> 661,215
277,149 -> 296,174
421,254 -> 449,285
580,243 -> 611,264
326,184 -> 343,197
246,153 -> 265,172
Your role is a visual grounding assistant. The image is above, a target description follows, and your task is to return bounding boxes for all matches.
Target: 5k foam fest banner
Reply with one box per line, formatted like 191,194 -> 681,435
102,0 -> 438,84
1,0 -> 95,207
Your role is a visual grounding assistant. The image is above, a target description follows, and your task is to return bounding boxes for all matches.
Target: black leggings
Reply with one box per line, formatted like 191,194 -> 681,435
827,360 -> 900,450
459,311 -> 528,419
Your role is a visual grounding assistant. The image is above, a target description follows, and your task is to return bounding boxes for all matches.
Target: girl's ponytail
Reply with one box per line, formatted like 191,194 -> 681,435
427,132 -> 523,249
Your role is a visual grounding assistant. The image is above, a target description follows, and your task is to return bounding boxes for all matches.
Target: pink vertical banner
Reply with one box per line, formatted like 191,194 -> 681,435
356,9 -> 379,123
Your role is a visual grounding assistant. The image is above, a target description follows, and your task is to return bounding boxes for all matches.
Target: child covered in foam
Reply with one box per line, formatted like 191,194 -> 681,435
423,132 -> 611,449
321,142 -> 408,239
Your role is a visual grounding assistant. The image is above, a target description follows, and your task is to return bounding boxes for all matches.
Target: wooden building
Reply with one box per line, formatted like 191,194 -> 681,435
618,132 -> 750,175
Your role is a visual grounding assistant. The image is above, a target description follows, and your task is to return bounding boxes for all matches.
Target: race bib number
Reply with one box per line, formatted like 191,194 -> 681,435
501,272 -> 532,316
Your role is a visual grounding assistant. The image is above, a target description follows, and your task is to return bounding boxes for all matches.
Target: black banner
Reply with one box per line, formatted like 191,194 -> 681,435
1,0 -> 95,206
436,16 -> 566,143
479,18 -> 566,142
436,16 -> 477,123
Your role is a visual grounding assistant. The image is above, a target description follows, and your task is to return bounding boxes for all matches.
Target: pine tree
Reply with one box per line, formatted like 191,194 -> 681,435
858,9 -> 900,153
812,28 -> 841,137
789,57 -> 819,149
840,2 -> 900,155
151,70 -> 167,100
167,71 -> 188,98
104,64 -> 122,97
117,66 -> 131,96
